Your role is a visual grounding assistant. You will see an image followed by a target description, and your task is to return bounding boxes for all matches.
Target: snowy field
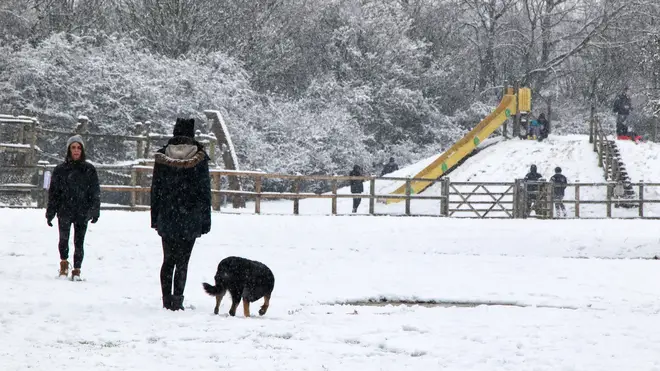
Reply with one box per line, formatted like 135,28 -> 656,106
3,209 -> 660,370
227,135 -> 660,218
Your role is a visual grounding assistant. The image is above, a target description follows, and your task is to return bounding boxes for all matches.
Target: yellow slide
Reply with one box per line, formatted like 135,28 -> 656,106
387,92 -> 526,202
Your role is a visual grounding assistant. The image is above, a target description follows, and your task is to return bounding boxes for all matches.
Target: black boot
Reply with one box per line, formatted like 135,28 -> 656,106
170,295 -> 185,311
162,294 -> 172,310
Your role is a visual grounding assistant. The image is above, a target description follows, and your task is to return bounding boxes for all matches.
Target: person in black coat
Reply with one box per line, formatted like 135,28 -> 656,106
549,167 -> 568,217
381,157 -> 399,176
46,135 -> 100,281
349,165 -> 364,213
524,164 -> 543,216
613,86 -> 632,137
151,118 -> 211,311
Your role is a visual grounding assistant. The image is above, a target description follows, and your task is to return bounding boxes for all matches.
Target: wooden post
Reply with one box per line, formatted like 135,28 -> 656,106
639,181 -> 644,218
574,182 -> 580,218
513,80 -> 521,137
502,82 -> 508,138
512,179 -> 520,218
255,176 -> 262,214
441,178 -> 450,216
211,173 -> 220,211
130,167 -> 137,207
654,112 -> 658,143
603,143 -> 609,178
293,177 -> 300,215
331,179 -> 337,215
29,119 -> 37,166
143,121 -> 152,158
18,122 -> 25,144
546,182 -> 553,219
209,133 -> 217,165
606,183 -> 612,218
405,178 -> 411,216
368,178 -> 375,215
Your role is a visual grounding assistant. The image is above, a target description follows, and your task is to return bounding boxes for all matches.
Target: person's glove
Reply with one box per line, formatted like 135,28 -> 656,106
47,218 -> 53,227
91,216 -> 98,224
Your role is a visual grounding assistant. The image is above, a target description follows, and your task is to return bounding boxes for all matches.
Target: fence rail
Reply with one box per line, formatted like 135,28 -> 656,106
2,166 -> 660,219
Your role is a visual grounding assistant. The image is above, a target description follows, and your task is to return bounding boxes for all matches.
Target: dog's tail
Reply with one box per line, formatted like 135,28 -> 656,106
202,282 -> 222,296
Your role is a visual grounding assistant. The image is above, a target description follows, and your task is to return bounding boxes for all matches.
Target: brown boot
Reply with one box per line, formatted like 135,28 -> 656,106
59,260 -> 70,277
71,268 -> 81,281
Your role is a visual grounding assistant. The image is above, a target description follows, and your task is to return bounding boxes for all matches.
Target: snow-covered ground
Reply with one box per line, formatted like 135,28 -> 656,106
3,209 -> 660,370
227,135 -> 655,218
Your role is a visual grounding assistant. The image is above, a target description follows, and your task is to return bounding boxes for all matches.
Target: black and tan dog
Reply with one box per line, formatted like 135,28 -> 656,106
202,256 -> 275,317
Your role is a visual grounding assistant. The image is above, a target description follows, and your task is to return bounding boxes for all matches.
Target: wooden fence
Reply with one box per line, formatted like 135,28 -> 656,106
3,166 -> 660,219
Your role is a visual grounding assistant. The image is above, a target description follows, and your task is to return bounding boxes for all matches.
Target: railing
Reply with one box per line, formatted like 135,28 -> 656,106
3,165 -> 660,218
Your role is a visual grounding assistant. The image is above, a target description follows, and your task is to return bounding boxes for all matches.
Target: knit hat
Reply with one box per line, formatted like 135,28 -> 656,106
173,118 -> 195,138
66,135 -> 85,150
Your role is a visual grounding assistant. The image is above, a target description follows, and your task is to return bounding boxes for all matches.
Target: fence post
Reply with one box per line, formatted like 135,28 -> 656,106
208,133 -> 217,165
546,182 -> 554,219
143,121 -> 152,158
405,178 -> 412,216
574,182 -> 580,218
639,180 -> 644,218
441,178 -> 450,216
293,177 -> 300,215
369,178 -> 375,215
130,167 -> 137,208
255,175 -> 262,214
29,119 -> 37,166
606,182 -> 612,218
211,173 -> 220,211
512,179 -> 520,218
35,161 -> 46,208
331,179 -> 337,215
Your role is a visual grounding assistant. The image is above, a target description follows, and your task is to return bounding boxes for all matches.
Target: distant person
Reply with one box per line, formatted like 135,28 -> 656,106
46,135 -> 100,281
528,119 -> 542,140
349,165 -> 364,213
524,164 -> 543,216
381,157 -> 399,176
549,167 -> 568,217
537,113 -> 549,140
613,86 -> 633,140
151,118 -> 211,311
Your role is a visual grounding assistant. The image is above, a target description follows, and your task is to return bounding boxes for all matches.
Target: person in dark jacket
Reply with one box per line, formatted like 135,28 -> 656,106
349,165 -> 364,213
524,164 -> 543,216
46,135 -> 100,281
613,86 -> 632,138
549,166 -> 567,217
537,113 -> 549,140
151,118 -> 211,311
381,157 -> 399,176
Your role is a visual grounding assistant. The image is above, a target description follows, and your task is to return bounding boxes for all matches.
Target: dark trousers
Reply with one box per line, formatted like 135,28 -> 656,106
160,237 -> 196,297
352,196 -> 362,211
58,218 -> 88,269
554,195 -> 566,215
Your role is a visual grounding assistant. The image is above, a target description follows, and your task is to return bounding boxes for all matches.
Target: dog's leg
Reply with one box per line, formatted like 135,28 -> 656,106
228,292 -> 240,317
213,290 -> 226,315
259,294 -> 270,316
243,298 -> 251,317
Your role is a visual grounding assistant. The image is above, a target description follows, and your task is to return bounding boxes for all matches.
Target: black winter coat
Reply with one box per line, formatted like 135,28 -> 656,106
46,160 -> 101,222
381,162 -> 399,176
613,93 -> 632,115
524,171 -> 543,193
349,168 -> 364,194
550,173 -> 568,196
150,137 -> 212,240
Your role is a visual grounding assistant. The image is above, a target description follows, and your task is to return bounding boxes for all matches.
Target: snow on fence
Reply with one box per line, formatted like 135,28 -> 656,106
1,165 -> 659,219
